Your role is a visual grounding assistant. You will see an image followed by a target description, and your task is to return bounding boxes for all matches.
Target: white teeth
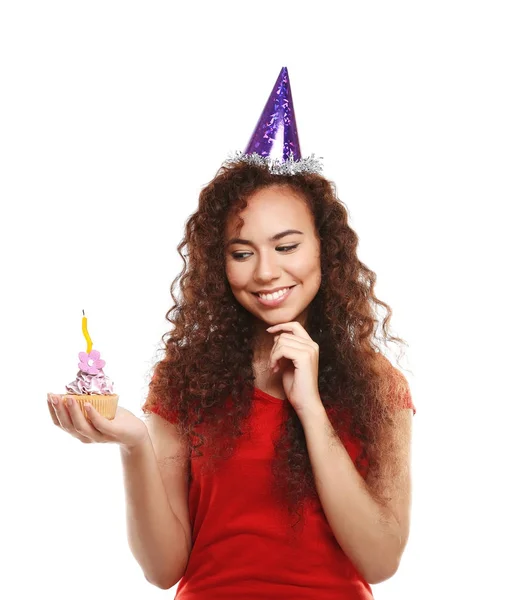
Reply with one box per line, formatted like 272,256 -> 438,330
258,287 -> 289,300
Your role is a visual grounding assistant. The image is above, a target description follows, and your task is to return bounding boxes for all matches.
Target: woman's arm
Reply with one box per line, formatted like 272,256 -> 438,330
120,423 -> 191,590
301,403 -> 413,585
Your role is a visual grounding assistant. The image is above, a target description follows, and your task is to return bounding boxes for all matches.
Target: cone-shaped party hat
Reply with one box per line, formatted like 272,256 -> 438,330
244,66 -> 301,161
229,67 -> 322,175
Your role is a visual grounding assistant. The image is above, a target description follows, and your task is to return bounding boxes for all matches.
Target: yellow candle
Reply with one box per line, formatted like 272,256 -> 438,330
82,310 -> 93,354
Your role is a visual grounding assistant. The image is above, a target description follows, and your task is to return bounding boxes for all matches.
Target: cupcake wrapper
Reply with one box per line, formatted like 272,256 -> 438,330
47,393 -> 119,422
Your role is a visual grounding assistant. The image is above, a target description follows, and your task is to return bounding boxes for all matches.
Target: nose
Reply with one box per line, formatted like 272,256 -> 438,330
253,249 -> 282,282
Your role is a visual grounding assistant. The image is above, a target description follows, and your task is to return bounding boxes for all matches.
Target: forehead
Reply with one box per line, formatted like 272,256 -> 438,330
225,186 -> 313,235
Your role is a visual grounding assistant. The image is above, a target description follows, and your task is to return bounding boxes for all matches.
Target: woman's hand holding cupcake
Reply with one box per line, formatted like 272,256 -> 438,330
47,394 -> 149,451
48,316 -> 148,449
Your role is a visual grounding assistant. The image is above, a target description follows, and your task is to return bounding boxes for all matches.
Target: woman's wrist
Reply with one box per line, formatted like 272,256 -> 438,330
120,427 -> 151,455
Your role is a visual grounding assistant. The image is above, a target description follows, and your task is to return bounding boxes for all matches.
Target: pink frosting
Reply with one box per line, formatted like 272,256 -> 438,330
66,349 -> 115,395
66,370 -> 114,395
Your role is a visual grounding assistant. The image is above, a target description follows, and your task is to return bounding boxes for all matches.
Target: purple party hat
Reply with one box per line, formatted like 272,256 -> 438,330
229,67 -> 322,175
245,66 -> 301,161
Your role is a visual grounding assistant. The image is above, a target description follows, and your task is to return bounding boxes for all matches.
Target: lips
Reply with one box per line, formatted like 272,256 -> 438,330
255,285 -> 295,295
252,285 -> 296,307
253,285 -> 296,297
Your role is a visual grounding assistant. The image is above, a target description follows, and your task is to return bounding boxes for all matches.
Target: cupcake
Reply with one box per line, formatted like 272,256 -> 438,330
48,349 -> 118,422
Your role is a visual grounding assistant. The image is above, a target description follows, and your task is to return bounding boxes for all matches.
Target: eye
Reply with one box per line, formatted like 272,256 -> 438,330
231,244 -> 299,261
231,252 -> 251,260
277,244 -> 299,253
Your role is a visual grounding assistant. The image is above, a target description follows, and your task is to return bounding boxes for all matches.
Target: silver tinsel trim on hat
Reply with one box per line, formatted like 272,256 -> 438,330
225,150 -> 323,175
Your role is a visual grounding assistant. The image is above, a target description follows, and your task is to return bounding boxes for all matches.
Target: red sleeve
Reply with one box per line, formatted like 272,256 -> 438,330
391,367 -> 416,416
142,399 -> 179,424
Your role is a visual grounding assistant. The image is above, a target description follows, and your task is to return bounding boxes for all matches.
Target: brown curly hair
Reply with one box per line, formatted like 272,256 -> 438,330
143,158 -> 411,525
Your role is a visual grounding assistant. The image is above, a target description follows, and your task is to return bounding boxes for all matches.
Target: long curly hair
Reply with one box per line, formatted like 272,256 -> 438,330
143,159 -> 410,524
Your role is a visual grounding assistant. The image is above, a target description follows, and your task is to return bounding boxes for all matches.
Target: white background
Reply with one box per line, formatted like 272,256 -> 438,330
1,1 -> 507,598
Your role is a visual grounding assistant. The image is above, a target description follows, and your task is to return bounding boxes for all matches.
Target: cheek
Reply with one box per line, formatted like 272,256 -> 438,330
293,255 -> 320,279
295,258 -> 321,293
225,262 -> 247,289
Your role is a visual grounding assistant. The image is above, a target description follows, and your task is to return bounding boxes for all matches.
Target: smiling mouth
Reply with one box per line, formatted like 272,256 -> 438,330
252,285 -> 296,297
251,285 -> 296,306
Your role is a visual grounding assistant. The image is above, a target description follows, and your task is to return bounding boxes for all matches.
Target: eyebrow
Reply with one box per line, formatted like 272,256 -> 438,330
226,229 -> 304,248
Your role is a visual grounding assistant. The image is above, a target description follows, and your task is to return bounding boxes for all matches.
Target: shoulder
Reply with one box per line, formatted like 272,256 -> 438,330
374,354 -> 415,415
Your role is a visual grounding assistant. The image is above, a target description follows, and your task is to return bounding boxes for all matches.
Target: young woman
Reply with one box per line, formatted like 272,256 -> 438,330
48,68 -> 415,599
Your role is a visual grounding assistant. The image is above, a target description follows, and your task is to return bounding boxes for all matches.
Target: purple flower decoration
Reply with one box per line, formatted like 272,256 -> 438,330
78,349 -> 106,375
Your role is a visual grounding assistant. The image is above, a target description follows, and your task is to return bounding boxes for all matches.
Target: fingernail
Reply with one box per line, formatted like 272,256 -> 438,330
51,396 -> 59,406
67,397 -> 73,407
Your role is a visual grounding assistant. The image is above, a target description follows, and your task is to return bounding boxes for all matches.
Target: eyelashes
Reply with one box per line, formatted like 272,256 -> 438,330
231,244 -> 299,261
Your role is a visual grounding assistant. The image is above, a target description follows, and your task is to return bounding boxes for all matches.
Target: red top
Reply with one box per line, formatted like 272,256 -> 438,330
145,386 -> 415,599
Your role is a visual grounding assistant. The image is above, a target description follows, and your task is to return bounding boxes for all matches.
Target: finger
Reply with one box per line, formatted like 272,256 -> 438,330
65,397 -> 108,442
268,322 -> 312,340
268,335 -> 290,372
49,395 -> 73,430
277,333 -> 313,347
47,394 -> 61,427
51,395 -> 95,444
80,402 -> 112,437
270,345 -> 303,369
270,338 -> 307,368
